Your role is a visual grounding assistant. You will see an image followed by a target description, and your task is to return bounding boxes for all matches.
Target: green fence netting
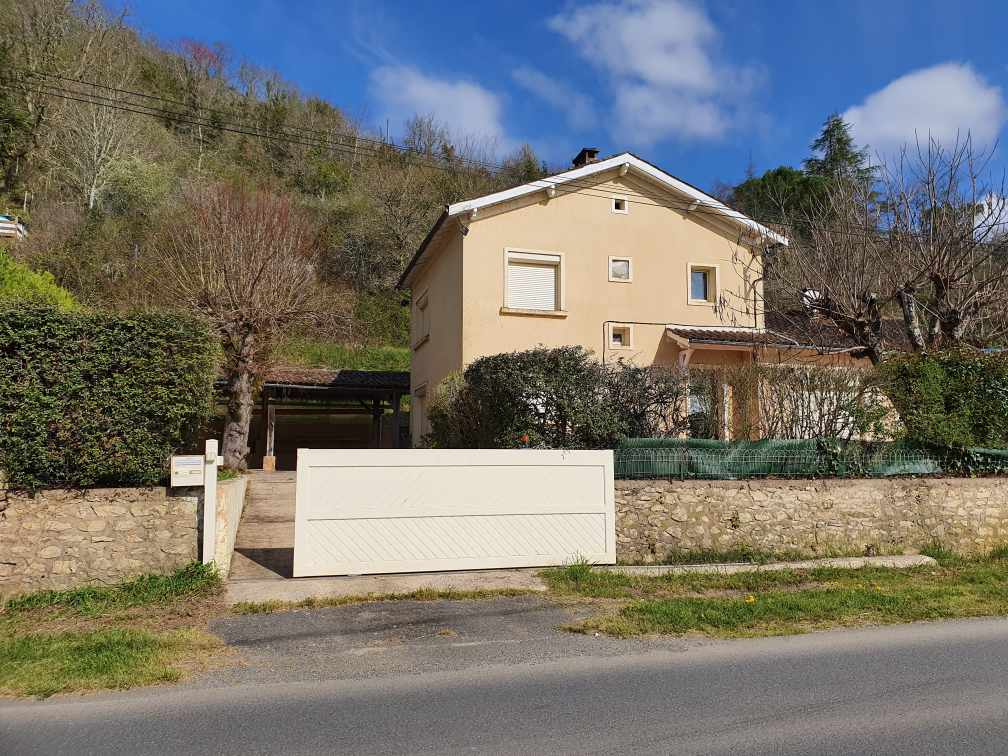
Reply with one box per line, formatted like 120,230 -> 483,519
614,438 -> 1008,480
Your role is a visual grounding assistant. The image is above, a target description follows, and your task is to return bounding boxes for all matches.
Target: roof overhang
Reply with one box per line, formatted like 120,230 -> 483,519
664,325 -> 833,352
397,152 -> 788,290
448,153 -> 788,245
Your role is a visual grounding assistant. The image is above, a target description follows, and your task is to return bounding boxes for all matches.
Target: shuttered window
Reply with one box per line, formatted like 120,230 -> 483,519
506,252 -> 560,311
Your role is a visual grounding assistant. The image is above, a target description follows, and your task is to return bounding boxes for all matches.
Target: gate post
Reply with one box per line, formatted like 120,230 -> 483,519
202,439 -> 219,564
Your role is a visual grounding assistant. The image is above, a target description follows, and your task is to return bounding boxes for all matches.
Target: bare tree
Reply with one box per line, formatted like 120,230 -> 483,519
48,49 -> 137,209
884,136 -> 1008,349
153,182 -> 341,469
730,135 -> 1008,363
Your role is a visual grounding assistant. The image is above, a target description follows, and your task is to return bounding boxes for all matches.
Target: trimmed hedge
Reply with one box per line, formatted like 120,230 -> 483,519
879,351 -> 1008,449
0,306 -> 218,490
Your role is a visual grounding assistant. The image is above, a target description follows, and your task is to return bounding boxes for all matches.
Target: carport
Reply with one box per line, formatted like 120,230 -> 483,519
220,367 -> 411,471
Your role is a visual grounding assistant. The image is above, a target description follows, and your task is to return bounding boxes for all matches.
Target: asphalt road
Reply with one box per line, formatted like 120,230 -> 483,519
5,614 -> 1008,755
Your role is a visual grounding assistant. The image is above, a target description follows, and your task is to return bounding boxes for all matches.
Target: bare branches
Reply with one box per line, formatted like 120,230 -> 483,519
151,182 -> 347,467
733,134 -> 1008,363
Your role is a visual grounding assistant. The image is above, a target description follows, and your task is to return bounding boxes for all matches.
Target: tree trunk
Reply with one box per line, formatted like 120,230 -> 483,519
221,330 -> 256,470
897,288 -> 927,353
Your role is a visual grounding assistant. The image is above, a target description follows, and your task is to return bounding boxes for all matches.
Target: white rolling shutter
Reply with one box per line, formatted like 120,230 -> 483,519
506,254 -> 559,310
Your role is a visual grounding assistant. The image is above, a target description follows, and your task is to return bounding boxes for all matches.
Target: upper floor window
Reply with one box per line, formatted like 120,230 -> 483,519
504,250 -> 563,312
609,256 -> 632,282
688,264 -> 718,305
413,291 -> 430,349
612,195 -> 628,214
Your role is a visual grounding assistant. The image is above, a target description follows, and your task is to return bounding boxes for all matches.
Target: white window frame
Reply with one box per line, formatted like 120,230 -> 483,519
501,248 -> 566,315
608,323 -> 634,350
611,195 -> 629,214
608,256 -> 633,283
413,290 -> 430,350
687,263 -> 719,306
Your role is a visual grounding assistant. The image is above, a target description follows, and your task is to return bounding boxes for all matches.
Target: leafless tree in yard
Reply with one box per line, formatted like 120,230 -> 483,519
153,183 -> 345,469
884,136 -> 1008,349
726,135 -> 1008,364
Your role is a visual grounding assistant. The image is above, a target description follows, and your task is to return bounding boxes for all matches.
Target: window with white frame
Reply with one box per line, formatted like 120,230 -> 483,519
612,195 -> 628,214
413,291 -> 430,348
505,250 -> 561,311
688,264 -> 717,304
609,256 -> 632,282
609,323 -> 632,349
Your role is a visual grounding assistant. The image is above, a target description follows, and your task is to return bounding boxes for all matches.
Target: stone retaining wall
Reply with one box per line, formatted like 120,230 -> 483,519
0,486 -> 200,595
616,477 -> 1008,563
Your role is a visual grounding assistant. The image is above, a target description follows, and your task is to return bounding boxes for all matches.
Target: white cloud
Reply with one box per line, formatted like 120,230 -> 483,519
512,66 -> 597,131
843,62 -> 1007,153
547,0 -> 762,144
369,65 -> 511,147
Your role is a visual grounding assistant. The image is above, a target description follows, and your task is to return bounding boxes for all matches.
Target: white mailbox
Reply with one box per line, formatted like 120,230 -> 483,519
170,455 -> 205,487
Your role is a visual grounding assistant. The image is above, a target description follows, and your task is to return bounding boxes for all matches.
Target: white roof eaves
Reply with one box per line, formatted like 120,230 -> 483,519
447,153 -> 789,247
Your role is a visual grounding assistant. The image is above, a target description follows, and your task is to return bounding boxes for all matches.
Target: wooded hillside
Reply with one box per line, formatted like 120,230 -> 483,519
0,0 -> 550,346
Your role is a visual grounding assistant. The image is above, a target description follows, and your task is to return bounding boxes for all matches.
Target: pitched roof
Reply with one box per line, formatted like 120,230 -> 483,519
398,152 -> 788,288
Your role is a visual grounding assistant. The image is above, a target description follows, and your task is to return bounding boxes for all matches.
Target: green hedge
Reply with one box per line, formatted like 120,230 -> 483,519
0,307 -> 218,490
879,351 -> 1008,448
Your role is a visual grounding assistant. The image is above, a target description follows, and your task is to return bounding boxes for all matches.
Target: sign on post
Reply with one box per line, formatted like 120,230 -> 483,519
170,455 -> 204,487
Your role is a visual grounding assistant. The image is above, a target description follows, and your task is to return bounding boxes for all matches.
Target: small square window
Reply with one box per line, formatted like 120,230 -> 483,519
610,324 -> 632,349
612,196 -> 628,214
688,264 -> 717,304
609,256 -> 632,282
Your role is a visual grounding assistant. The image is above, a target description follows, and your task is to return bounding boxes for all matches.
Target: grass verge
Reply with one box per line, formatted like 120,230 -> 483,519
2,562 -> 221,617
0,627 -> 221,698
1,563 -> 228,698
232,587 -> 536,615
545,549 -> 1008,638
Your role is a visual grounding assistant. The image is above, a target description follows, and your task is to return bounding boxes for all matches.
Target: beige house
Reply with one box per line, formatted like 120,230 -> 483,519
398,148 -> 841,444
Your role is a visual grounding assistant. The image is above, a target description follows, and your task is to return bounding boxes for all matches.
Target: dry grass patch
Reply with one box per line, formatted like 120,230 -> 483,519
232,587 -> 537,615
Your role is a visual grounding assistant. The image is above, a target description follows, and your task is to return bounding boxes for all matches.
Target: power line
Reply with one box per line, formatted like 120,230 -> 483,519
5,69 -> 922,242
8,68 -> 790,230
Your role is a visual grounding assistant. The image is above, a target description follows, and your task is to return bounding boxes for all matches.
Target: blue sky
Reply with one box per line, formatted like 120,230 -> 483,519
119,0 -> 1008,192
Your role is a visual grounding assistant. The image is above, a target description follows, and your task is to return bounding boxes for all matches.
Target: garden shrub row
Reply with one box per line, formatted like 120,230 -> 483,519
879,350 -> 1008,449
0,306 -> 218,490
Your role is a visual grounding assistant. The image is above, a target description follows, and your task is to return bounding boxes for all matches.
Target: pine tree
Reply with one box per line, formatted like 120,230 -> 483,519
804,114 -> 876,183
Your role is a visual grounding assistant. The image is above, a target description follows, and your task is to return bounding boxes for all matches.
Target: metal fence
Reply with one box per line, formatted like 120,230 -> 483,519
614,439 -> 1008,480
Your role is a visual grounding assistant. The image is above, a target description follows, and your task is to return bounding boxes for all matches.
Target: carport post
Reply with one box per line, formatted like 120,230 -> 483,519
392,391 -> 402,448
202,439 -> 218,564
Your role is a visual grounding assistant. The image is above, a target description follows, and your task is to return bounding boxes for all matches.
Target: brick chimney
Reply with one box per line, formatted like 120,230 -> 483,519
571,147 -> 600,168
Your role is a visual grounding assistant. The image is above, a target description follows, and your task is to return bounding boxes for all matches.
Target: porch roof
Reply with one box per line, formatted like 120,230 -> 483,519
666,314 -> 910,353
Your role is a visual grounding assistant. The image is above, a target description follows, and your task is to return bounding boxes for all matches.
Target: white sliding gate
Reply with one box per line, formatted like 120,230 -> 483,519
292,448 -> 615,577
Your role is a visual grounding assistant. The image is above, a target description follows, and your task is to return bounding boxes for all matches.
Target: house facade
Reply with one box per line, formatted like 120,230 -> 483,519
398,149 -> 837,444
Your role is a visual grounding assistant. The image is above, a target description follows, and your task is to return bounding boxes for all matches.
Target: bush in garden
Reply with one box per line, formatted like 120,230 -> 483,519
0,306 -> 218,490
427,346 -> 895,449
426,346 -> 622,449
879,350 -> 1008,448
0,248 -> 77,309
